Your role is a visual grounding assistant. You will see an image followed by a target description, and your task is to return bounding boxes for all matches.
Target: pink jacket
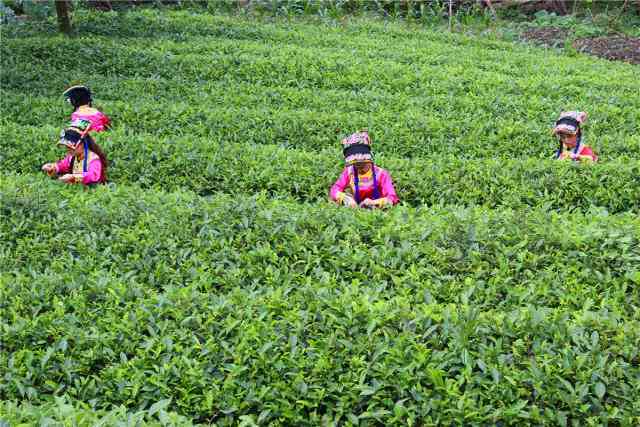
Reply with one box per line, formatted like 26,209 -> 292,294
56,152 -> 104,185
71,107 -> 110,132
330,165 -> 399,205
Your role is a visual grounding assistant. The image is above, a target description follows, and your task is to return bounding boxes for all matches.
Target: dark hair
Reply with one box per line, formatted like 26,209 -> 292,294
68,88 -> 93,111
84,135 -> 108,183
352,163 -> 380,204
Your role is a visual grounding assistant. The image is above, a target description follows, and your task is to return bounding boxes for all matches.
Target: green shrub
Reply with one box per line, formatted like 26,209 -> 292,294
2,175 -> 639,425
0,397 -> 193,427
1,8 -> 639,426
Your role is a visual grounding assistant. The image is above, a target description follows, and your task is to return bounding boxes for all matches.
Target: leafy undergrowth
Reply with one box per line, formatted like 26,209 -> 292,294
1,8 -> 639,426
3,128 -> 640,213
2,175 -> 640,425
1,397 -> 192,427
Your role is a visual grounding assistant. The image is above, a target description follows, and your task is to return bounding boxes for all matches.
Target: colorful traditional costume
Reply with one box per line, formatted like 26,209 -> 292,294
553,111 -> 598,163
64,85 -> 111,132
49,126 -> 106,185
329,131 -> 399,207
43,86 -> 109,185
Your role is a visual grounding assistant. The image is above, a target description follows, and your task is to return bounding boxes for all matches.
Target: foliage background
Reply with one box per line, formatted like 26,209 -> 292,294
1,3 -> 639,426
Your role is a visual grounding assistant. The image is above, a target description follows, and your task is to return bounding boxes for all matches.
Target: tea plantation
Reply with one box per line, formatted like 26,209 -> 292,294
1,8 -> 639,426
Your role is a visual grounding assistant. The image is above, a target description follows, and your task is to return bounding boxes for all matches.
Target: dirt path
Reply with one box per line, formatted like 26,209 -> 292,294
520,27 -> 640,65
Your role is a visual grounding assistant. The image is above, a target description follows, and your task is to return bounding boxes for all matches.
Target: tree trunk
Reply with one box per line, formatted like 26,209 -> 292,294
55,0 -> 72,34
550,0 -> 568,15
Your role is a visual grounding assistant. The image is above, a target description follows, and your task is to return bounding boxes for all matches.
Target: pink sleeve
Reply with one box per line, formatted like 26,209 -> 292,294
71,111 -> 110,132
581,146 -> 598,162
55,155 -> 73,174
90,112 -> 110,132
82,158 -> 102,185
329,167 -> 350,201
379,170 -> 399,205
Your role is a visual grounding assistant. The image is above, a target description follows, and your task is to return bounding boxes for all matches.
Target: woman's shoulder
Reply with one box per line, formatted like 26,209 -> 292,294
580,144 -> 596,154
74,106 -> 101,116
72,107 -> 110,132
87,150 -> 101,163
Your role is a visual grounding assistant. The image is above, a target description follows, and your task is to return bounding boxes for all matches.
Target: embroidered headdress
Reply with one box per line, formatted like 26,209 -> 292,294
58,127 -> 84,149
553,111 -> 587,136
342,130 -> 373,165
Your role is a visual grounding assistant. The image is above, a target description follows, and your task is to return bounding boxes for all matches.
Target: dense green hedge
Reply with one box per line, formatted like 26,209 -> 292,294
2,175 -> 639,425
2,90 -> 639,160
1,7 -> 639,426
2,174 -> 639,301
2,125 -> 639,212
0,398 -> 192,427
2,12 -> 639,160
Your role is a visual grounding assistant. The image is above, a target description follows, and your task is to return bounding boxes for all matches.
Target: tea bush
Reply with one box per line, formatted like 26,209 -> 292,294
2,176 -> 640,425
1,7 -> 639,426
2,124 -> 639,212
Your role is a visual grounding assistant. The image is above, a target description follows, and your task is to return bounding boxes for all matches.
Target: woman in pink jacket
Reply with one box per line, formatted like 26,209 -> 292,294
329,130 -> 399,208
41,85 -> 110,185
41,125 -> 108,185
553,111 -> 598,163
63,85 -> 111,132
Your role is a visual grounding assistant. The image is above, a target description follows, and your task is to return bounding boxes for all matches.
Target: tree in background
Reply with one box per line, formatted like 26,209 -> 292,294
54,0 -> 71,34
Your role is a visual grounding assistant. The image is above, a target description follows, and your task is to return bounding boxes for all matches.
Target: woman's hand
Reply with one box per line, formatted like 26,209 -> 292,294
59,174 -> 79,184
342,195 -> 358,208
42,163 -> 56,176
359,198 -> 379,208
360,198 -> 391,209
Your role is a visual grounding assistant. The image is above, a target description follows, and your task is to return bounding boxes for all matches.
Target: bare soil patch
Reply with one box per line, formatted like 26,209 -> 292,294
521,26 -> 640,64
573,35 -> 640,65
520,26 -> 569,48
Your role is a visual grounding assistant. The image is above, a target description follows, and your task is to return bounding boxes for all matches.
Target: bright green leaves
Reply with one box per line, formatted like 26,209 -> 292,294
1,6 -> 639,426
1,176 -> 640,424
